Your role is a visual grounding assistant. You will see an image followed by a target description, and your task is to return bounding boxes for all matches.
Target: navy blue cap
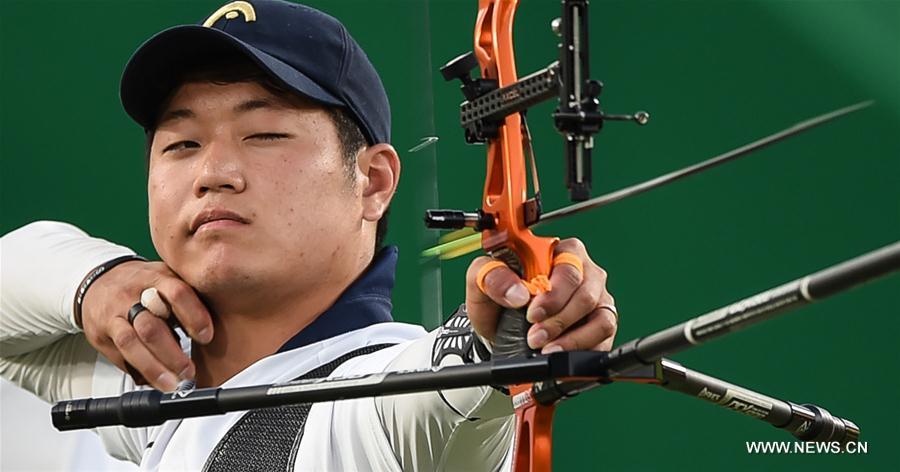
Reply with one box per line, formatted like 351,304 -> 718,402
120,0 -> 390,145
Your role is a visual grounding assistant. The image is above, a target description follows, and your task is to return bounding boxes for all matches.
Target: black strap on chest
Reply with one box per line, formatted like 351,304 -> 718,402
202,343 -> 395,472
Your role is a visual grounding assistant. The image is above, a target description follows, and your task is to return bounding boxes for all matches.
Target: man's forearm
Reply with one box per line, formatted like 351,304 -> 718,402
0,221 -> 146,462
0,220 -> 136,356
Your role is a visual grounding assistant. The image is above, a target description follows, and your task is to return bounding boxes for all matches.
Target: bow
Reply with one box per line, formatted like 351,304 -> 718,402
425,1 -> 625,469
420,1 -> 886,470
47,2 -> 900,471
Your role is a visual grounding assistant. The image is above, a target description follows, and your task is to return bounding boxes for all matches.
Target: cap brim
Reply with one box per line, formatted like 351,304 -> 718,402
121,25 -> 344,129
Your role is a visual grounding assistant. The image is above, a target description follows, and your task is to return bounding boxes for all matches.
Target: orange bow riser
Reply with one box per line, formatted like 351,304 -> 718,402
427,1 -> 644,469
474,2 -> 558,471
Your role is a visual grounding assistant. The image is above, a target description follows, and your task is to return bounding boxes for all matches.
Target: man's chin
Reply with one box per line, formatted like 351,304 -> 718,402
187,270 -> 263,306
178,253 -> 262,295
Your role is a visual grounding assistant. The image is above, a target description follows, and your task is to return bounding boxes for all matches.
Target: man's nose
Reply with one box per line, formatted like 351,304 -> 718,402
192,141 -> 247,197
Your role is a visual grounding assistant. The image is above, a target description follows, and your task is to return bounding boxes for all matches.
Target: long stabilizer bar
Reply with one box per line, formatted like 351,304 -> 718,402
52,241 -> 899,439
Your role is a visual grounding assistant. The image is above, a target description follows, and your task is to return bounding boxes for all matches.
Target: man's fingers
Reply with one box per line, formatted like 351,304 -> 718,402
537,307 -> 618,353
132,312 -> 195,380
472,258 -> 530,308
463,237 -> 617,353
155,278 -> 213,344
526,282 -> 607,349
108,317 -> 180,391
94,341 -> 128,374
76,259 -> 207,388
527,238 -> 599,323
465,256 -> 531,341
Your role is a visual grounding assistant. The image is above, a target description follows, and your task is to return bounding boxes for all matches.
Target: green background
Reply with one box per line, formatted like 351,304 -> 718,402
2,0 -> 898,470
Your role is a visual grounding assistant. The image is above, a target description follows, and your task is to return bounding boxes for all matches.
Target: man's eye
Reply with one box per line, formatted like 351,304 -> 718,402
162,141 -> 200,153
247,133 -> 291,141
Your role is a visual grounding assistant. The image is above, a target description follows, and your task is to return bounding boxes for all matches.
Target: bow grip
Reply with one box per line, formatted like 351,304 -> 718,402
494,307 -> 538,359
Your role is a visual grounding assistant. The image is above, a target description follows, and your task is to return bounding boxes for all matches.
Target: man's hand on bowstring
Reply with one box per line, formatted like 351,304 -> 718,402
465,238 -> 618,353
80,261 -> 213,391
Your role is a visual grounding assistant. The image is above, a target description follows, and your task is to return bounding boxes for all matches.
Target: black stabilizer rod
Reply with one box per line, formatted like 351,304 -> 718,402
604,241 -> 900,376
659,359 -> 859,446
52,351 -> 606,431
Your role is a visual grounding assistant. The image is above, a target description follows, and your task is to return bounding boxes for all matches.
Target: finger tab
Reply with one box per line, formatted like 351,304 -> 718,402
141,287 -> 172,318
475,260 -> 509,293
552,252 -> 584,278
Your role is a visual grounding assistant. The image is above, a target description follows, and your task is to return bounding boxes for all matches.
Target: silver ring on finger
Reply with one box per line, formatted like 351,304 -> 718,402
127,302 -> 150,325
598,303 -> 618,323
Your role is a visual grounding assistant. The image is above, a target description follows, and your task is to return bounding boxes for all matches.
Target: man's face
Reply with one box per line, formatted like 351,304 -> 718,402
148,81 -> 364,300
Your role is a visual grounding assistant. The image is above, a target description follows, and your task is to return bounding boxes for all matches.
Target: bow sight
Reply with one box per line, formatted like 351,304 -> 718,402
425,0 -> 648,235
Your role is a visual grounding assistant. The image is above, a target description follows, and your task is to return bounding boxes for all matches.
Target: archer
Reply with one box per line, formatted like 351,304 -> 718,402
0,1 -> 617,469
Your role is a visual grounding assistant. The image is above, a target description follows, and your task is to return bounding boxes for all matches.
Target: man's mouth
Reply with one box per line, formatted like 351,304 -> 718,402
190,209 -> 250,234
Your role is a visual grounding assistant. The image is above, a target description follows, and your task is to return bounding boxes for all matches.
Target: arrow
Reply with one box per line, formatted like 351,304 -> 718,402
422,100 -> 874,260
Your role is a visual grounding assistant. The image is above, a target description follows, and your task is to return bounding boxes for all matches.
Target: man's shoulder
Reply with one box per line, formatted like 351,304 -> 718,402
231,322 -> 429,386
323,321 -> 430,357
315,322 -> 432,375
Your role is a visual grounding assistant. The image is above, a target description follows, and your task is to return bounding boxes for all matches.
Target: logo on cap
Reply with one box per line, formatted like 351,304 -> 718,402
202,1 -> 257,28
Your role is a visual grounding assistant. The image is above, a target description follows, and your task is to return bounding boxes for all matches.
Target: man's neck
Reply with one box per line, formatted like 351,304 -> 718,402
190,251 -> 374,388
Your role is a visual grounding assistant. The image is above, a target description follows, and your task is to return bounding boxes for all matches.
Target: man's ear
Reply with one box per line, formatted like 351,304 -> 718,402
356,143 -> 400,222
